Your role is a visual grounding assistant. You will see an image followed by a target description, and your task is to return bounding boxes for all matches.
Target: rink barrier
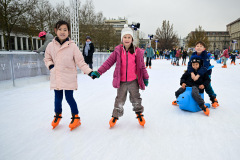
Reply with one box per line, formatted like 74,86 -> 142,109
0,51 -> 110,86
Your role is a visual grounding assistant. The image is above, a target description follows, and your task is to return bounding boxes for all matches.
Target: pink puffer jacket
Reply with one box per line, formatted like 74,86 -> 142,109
44,38 -> 92,90
98,45 -> 149,90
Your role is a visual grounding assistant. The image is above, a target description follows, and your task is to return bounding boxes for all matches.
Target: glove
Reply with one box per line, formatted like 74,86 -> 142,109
89,71 -> 101,79
49,64 -> 54,70
144,79 -> 148,87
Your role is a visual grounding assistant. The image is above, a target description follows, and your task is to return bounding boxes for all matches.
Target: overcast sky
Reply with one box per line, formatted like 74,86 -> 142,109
49,0 -> 240,38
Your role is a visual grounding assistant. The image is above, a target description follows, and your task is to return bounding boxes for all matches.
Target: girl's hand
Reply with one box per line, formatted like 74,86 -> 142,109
49,64 -> 54,70
144,79 -> 148,87
89,71 -> 101,79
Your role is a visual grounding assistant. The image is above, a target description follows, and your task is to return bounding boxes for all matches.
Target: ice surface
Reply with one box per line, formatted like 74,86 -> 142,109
0,58 -> 240,160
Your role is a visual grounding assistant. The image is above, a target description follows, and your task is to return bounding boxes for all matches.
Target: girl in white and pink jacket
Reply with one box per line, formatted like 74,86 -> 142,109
44,20 -> 93,131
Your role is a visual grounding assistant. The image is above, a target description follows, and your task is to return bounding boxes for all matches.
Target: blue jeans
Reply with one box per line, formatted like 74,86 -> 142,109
171,57 -> 176,63
205,75 -> 217,97
54,90 -> 78,114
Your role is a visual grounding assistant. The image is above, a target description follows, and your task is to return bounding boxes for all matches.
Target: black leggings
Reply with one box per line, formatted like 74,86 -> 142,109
146,57 -> 152,66
182,57 -> 186,64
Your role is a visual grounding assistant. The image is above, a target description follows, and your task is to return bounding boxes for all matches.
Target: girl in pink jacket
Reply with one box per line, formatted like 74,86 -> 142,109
44,20 -> 93,131
91,24 -> 149,128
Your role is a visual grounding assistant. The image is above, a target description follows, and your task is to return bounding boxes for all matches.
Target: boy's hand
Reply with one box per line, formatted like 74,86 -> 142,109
181,83 -> 186,89
193,75 -> 200,81
144,79 -> 149,87
199,85 -> 204,89
88,71 -> 101,79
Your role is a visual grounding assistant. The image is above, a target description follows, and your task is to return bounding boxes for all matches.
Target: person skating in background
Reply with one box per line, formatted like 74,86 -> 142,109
83,36 -> 95,69
90,24 -> 149,128
172,57 -> 211,116
220,48 -> 229,68
230,50 -> 237,65
166,49 -> 170,60
44,20 -> 94,131
187,41 -> 219,108
175,48 -> 181,66
144,44 -> 154,68
171,48 -> 176,64
160,49 -> 164,59
155,49 -> 160,59
37,31 -> 54,54
214,48 -> 220,60
182,49 -> 188,66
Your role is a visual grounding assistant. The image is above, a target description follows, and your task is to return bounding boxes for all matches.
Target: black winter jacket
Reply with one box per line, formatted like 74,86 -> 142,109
83,43 -> 95,64
180,70 -> 211,93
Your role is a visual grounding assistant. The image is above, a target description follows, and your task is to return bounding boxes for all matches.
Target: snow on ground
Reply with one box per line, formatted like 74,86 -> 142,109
0,58 -> 240,160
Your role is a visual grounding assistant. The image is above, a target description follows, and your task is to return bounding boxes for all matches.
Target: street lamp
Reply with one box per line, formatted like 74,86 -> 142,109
155,39 -> 158,50
131,22 -> 140,46
131,23 -> 140,31
148,34 -> 154,45
232,40 -> 237,50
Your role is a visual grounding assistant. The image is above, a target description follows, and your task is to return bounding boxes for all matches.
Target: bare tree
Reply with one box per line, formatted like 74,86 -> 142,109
55,2 -> 70,23
188,26 -> 210,49
154,20 -> 178,50
0,0 -> 37,50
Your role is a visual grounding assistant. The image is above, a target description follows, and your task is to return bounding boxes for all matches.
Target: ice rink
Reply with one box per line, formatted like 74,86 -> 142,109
1,58 -> 240,160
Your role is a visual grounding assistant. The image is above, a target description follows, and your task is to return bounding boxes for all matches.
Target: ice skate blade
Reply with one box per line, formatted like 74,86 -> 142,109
69,122 -> 81,131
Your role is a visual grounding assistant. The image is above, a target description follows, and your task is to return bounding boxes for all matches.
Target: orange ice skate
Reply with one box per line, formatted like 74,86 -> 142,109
69,114 -> 81,131
52,113 -> 62,129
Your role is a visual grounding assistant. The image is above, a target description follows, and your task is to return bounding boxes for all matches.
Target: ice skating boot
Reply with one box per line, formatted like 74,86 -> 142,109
222,65 -> 227,68
234,62 -> 236,65
184,63 -> 186,66
146,66 -> 148,68
210,95 -> 219,108
172,100 -> 178,105
136,112 -> 145,127
149,66 -> 152,69
109,117 -> 118,128
69,114 -> 81,131
51,113 -> 62,129
201,105 -> 210,116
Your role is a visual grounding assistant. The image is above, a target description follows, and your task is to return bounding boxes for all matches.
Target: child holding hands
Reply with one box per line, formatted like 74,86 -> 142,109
91,24 -> 149,128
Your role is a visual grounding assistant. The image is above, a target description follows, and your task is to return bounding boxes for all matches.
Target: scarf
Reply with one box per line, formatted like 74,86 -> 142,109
84,41 -> 91,56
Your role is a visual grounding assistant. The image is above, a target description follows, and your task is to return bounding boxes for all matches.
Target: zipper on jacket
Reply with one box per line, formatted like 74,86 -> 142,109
126,50 -> 128,82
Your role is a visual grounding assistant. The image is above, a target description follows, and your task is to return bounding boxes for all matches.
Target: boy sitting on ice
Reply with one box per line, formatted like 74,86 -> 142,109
172,57 -> 211,116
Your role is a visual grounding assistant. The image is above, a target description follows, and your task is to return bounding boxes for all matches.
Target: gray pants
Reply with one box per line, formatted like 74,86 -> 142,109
222,56 -> 227,65
113,80 -> 143,118
175,86 -> 205,109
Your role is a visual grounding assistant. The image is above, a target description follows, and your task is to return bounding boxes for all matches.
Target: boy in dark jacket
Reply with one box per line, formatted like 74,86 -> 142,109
172,57 -> 211,116
187,41 -> 219,108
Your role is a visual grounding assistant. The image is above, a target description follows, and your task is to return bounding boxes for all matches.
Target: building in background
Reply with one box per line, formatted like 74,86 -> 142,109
104,18 -> 128,37
206,31 -> 230,51
185,31 -> 230,52
227,18 -> 240,51
0,30 -> 41,51
104,18 -> 140,47
178,37 -> 186,49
